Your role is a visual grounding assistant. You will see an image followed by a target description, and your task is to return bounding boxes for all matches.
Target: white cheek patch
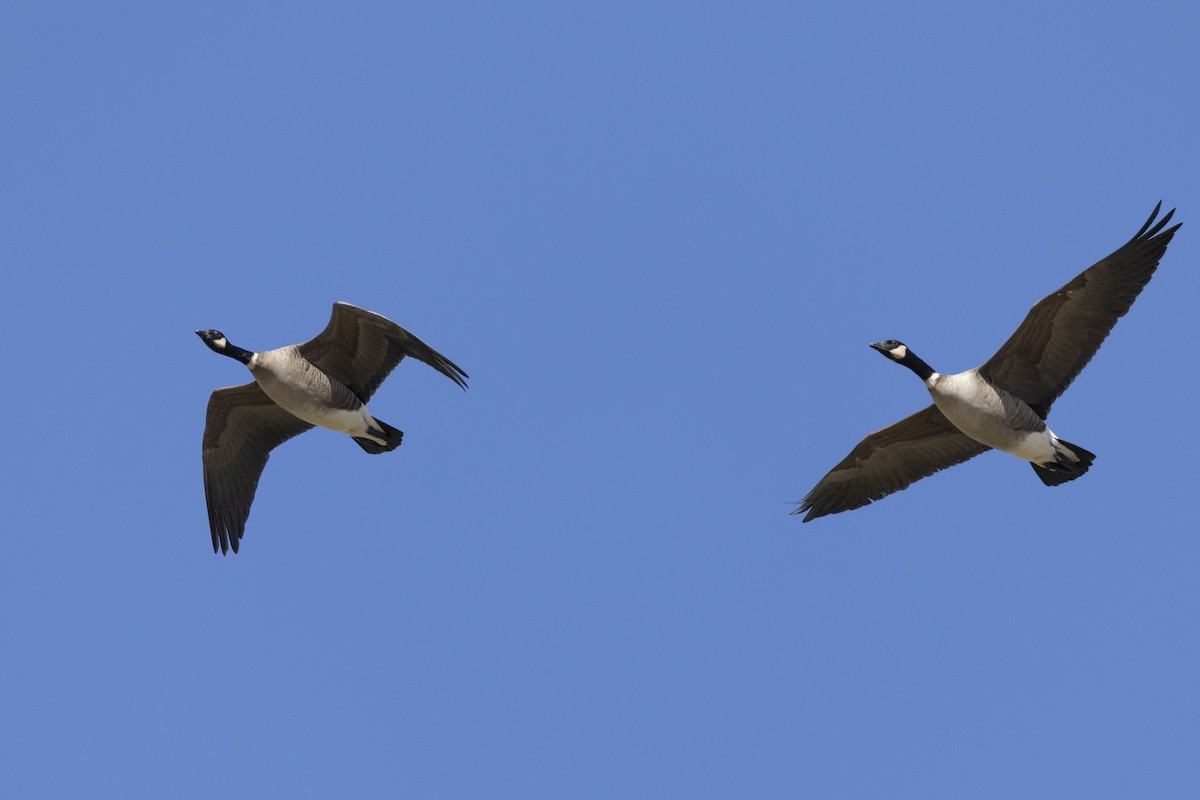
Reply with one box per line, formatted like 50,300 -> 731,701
889,344 -> 908,360
213,336 -> 228,349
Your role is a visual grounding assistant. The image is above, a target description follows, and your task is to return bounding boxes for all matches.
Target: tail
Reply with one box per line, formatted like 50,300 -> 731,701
353,419 -> 404,454
1031,438 -> 1096,486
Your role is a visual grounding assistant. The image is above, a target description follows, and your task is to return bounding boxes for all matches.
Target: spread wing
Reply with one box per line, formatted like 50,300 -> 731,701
795,405 -> 991,522
979,203 -> 1180,418
202,383 -> 313,554
298,302 -> 468,403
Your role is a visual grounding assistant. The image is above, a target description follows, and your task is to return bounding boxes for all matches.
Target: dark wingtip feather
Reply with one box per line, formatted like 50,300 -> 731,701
443,360 -> 470,391
792,495 -> 826,522
1134,201 -> 1180,242
1133,201 -> 1163,239
1154,206 -> 1176,231
1143,208 -> 1176,239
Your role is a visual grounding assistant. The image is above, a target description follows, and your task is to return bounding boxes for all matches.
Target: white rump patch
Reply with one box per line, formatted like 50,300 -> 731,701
1010,430 -> 1057,463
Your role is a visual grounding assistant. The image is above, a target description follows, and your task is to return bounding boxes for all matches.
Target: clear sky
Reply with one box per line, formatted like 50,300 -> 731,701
2,2 -> 1198,797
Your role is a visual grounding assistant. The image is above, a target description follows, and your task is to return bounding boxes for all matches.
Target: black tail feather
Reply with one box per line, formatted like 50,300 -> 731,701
1031,438 -> 1096,486
353,419 -> 404,454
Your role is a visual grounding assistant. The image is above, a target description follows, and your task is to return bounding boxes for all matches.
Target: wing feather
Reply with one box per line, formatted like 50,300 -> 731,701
979,203 -> 1180,417
298,302 -> 468,403
202,383 -> 313,554
796,405 -> 990,522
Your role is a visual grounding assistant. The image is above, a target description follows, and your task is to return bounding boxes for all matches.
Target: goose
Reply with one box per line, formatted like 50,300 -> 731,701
796,203 -> 1180,522
197,301 -> 468,554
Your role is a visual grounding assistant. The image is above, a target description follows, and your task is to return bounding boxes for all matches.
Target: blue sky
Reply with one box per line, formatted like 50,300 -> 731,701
2,2 -> 1198,797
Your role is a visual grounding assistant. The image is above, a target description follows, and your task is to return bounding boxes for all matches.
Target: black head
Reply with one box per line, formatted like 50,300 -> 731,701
196,329 -> 253,364
870,339 -> 934,381
196,329 -> 230,353
870,339 -> 910,362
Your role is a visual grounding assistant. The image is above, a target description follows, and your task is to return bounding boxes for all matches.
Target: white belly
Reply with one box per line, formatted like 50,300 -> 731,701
284,400 -> 379,438
997,428 -> 1059,463
929,372 -> 1058,463
255,376 -> 380,438
933,400 -> 1053,461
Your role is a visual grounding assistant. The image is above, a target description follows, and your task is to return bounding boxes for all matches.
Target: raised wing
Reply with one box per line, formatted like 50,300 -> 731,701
979,203 -> 1180,418
298,302 -> 468,403
795,405 -> 991,522
202,383 -> 313,554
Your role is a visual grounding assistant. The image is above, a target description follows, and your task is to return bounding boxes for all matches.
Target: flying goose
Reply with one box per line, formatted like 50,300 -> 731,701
796,203 -> 1180,522
197,301 -> 468,554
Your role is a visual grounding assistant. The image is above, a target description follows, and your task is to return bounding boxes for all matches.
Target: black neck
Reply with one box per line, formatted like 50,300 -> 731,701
220,343 -> 254,365
899,350 -> 935,381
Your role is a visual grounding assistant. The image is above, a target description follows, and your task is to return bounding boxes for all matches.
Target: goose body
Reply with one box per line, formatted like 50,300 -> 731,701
197,302 -> 468,554
797,203 -> 1179,522
249,346 -> 384,441
927,369 -> 1054,461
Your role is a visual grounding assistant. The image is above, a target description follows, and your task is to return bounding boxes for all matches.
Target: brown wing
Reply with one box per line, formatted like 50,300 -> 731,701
202,383 -> 313,554
297,302 -> 468,403
979,203 -> 1180,418
795,405 -> 991,522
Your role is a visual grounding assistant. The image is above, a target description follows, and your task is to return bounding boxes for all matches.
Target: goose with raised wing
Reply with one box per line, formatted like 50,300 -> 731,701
796,203 -> 1180,522
197,302 -> 468,554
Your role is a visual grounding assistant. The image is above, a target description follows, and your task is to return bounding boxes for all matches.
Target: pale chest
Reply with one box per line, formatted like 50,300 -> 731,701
248,351 -> 370,435
926,372 -> 1045,451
